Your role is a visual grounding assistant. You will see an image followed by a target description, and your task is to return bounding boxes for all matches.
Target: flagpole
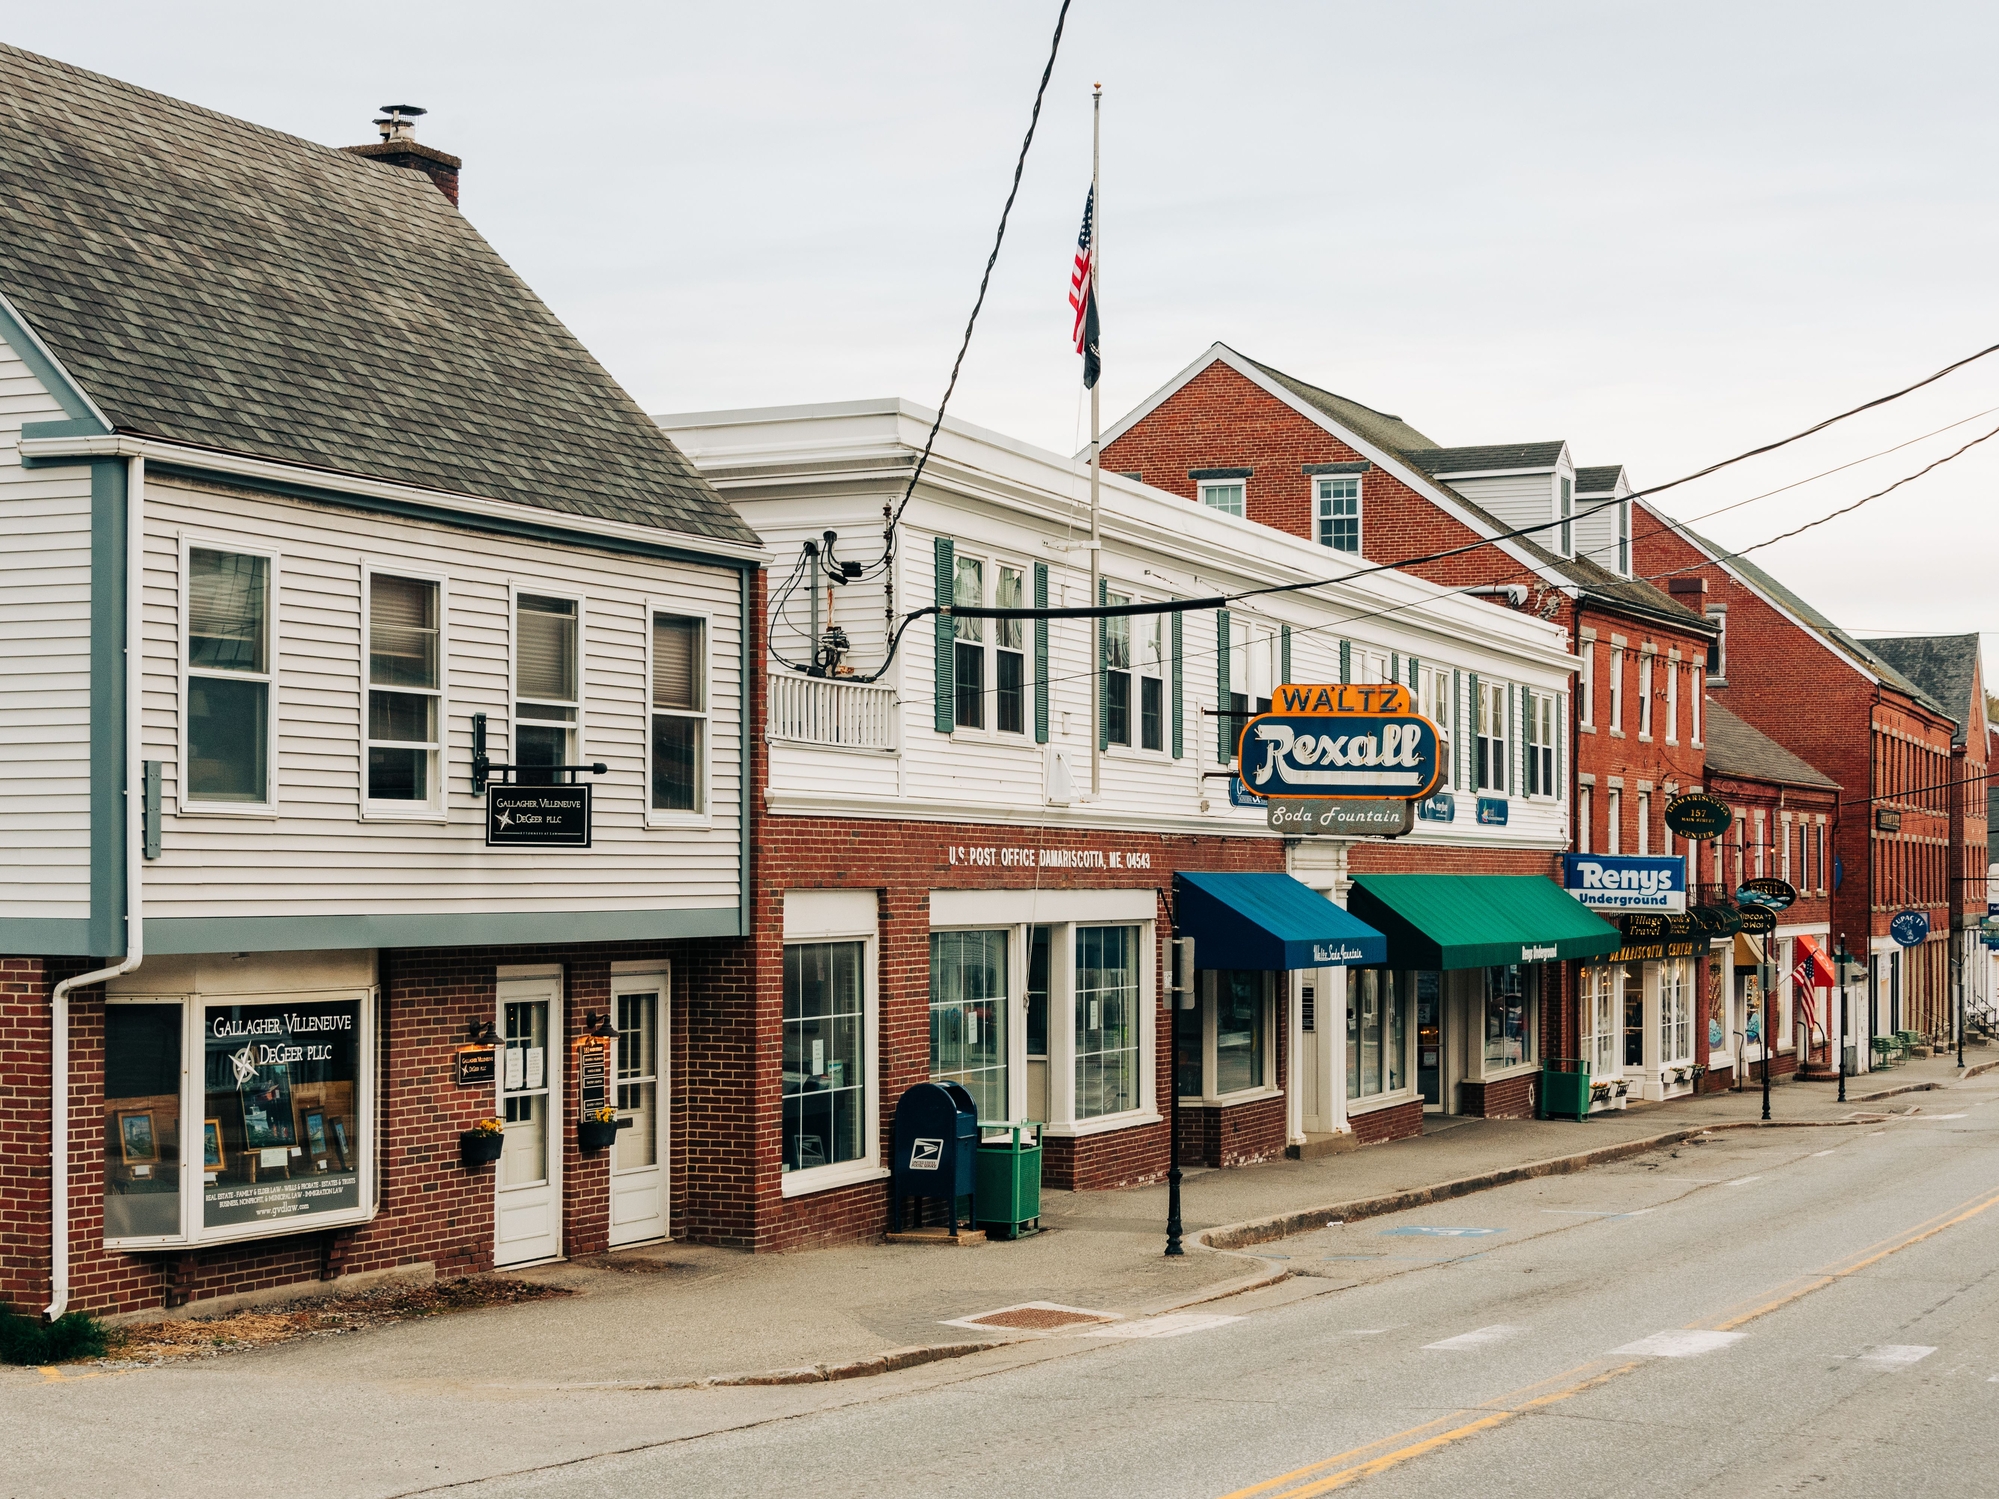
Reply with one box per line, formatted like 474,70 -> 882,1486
1089,82 -> 1102,801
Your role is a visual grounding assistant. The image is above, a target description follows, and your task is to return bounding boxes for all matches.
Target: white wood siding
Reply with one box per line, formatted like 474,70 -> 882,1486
1444,473 -> 1557,541
0,334 -> 93,918
139,476 -> 743,919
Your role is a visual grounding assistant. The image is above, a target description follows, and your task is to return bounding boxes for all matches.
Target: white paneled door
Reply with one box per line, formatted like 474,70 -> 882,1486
610,976 -> 668,1246
495,976 -> 563,1266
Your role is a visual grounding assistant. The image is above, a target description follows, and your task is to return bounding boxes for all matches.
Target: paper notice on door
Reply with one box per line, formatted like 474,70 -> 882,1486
811,1038 -> 824,1076
526,1047 -> 546,1090
504,1045 -> 525,1091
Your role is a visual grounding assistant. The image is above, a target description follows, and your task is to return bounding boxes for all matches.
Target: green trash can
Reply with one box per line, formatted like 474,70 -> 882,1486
1540,1059 -> 1590,1122
975,1122 -> 1042,1240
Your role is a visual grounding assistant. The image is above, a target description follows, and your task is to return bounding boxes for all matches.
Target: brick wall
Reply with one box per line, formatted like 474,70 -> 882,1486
1459,1070 -> 1536,1119
1176,1092 -> 1287,1168
1349,1097 -> 1423,1145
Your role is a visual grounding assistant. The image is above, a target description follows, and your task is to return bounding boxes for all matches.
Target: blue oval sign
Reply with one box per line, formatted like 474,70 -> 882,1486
1889,910 -> 1930,947
1241,712 -> 1444,801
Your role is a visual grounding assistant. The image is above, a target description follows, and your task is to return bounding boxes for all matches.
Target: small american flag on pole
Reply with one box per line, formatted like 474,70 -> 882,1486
1070,187 -> 1100,389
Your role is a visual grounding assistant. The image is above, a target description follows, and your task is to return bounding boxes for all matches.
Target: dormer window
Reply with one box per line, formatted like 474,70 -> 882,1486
1616,500 -> 1632,576
1558,476 -> 1573,556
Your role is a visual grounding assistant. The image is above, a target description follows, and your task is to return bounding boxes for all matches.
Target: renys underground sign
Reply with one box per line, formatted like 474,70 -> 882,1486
1240,684 -> 1444,802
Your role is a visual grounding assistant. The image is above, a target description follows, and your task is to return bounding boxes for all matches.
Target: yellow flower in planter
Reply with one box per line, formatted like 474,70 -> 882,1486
468,1118 -> 504,1138
583,1106 -> 618,1125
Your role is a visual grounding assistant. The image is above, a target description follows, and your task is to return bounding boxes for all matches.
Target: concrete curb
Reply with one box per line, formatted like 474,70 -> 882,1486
618,1340 -> 1017,1391
1850,1081 -> 1943,1102
1961,1058 -> 1999,1081
1194,1119 -> 1841,1252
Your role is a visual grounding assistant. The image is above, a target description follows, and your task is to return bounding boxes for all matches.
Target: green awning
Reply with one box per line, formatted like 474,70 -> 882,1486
1346,873 -> 1621,971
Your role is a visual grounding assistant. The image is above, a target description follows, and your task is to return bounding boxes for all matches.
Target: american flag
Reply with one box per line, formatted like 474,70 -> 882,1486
1070,187 -> 1100,389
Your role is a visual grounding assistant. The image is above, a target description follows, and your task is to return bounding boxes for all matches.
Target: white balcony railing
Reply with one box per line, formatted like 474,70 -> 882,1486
769,672 -> 899,753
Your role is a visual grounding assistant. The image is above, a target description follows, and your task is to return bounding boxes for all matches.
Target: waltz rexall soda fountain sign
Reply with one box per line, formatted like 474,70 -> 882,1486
1239,684 -> 1444,803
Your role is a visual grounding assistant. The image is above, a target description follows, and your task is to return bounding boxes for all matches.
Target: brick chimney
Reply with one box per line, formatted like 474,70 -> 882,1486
339,105 -> 461,206
1668,576 -> 1708,602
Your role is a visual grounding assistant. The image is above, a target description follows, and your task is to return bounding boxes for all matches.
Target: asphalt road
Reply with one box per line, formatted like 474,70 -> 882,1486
11,1081 -> 1999,1498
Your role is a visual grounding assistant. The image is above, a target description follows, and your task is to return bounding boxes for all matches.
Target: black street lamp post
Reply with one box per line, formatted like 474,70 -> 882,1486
1166,937 -> 1192,1257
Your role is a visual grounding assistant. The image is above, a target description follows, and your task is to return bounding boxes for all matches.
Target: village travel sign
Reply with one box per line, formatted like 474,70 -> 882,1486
1239,683 -> 1444,802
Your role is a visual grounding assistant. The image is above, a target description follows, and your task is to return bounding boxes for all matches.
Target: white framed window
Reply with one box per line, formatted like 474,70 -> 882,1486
1754,811 -> 1767,878
953,554 -> 986,730
995,565 -> 1027,735
1177,970 -> 1277,1101
1780,816 -> 1792,885
1346,968 -> 1408,1101
1581,964 -> 1618,1079
1476,679 -> 1507,792
1706,607 -> 1727,682
930,929 -> 1009,1121
1615,500 -> 1632,576
183,541 -> 277,811
1578,786 -> 1593,853
1660,959 -> 1692,1067
363,568 -> 444,815
514,589 -> 581,783
1558,476 -> 1573,556
953,555 -> 1029,736
783,940 -> 871,1178
1199,480 -> 1246,517
1608,646 -> 1625,734
1638,652 -> 1655,739
1815,820 -> 1826,893
1105,590 -> 1133,747
1480,965 -> 1537,1076
649,609 -> 708,817
1075,925 -> 1142,1119
1316,476 -> 1361,553
1665,659 -> 1679,744
101,986 -> 377,1249
1578,637 -> 1595,727
1690,667 -> 1702,745
1637,791 -> 1651,855
1524,689 -> 1555,798
1420,665 -> 1453,782
1607,788 -> 1623,855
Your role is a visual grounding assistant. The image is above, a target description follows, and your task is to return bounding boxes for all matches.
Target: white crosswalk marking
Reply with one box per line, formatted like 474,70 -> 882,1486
1424,1324 -> 1526,1351
1611,1329 -> 1746,1358
1856,1344 -> 1935,1369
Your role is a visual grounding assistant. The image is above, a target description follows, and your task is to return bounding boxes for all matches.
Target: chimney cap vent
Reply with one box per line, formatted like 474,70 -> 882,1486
374,104 -> 428,143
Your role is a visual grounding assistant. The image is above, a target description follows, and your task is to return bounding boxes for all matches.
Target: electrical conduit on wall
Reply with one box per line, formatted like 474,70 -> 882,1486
46,453 -> 146,1322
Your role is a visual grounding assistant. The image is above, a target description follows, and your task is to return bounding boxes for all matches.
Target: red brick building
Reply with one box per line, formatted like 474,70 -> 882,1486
1101,347 -> 1712,1105
1633,506 -> 1960,1057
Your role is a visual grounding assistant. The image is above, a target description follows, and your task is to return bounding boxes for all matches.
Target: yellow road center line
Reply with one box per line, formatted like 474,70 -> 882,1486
1216,1180 -> 1999,1499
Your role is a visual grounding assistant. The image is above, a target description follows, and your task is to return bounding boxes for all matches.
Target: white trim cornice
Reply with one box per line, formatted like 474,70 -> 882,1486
17,433 -> 772,566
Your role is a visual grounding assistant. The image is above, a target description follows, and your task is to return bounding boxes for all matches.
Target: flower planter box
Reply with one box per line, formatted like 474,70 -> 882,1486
576,1117 -> 631,1153
460,1131 -> 504,1168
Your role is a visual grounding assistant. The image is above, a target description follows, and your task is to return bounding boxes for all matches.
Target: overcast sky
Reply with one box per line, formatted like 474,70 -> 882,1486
13,2 -> 1997,682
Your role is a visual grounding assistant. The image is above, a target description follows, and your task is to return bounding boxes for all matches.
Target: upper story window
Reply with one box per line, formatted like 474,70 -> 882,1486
1316,477 -> 1360,553
186,546 -> 273,806
1140,611 -> 1165,751
1638,653 -> 1655,739
651,613 -> 706,813
1705,607 -> 1726,681
1607,787 -> 1622,854
951,556 -> 1028,736
1616,500 -> 1632,575
1608,647 -> 1625,732
1689,666 -> 1702,744
1578,639 -> 1595,726
1199,480 -> 1245,518
1105,593 -> 1132,746
953,556 -> 985,729
1476,680 -> 1507,793
1665,659 -> 1679,743
1419,665 -> 1453,781
1524,689 -> 1555,797
365,573 -> 441,808
1558,476 -> 1573,556
995,566 -> 1025,735
515,592 -> 579,784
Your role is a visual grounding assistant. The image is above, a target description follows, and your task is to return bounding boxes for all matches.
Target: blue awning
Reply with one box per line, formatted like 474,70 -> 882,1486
1174,871 -> 1387,971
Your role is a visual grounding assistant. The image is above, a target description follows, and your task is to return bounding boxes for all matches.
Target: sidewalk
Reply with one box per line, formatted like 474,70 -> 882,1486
101,1054 -> 1993,1390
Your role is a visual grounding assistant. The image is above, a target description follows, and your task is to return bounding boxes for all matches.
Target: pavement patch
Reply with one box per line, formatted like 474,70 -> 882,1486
1610,1329 -> 1747,1358
1380,1226 -> 1504,1238
940,1301 -> 1115,1332
1854,1344 -> 1936,1370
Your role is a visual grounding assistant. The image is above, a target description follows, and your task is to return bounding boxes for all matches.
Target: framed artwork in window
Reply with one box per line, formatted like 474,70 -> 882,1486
203,1118 -> 225,1172
118,1110 -> 159,1165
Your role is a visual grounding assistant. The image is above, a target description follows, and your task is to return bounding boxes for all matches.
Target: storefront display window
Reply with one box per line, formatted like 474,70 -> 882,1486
1623,969 -> 1644,1066
1582,965 -> 1617,1078
104,1003 -> 183,1240
783,941 -> 866,1171
1347,969 -> 1405,1099
1659,959 -> 1692,1066
103,990 -> 375,1247
1074,925 -> 1138,1118
1707,958 -> 1727,1057
1416,972 -> 1442,1106
930,929 -> 1008,1122
1482,965 -> 1532,1070
1214,971 -> 1268,1094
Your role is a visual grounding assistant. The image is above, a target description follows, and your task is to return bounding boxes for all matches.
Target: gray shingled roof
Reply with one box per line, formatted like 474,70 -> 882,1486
1574,464 -> 1624,493
1675,522 -> 1947,718
0,44 -> 757,548
1231,350 -> 1710,636
1864,635 -> 1981,746
1703,699 -> 1839,790
1402,442 -> 1566,475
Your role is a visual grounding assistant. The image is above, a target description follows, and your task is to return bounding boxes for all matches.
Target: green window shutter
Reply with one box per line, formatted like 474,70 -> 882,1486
1408,656 -> 1420,693
1033,563 -> 1049,744
1467,672 -> 1480,791
1390,652 -> 1399,686
1339,639 -> 1351,684
1281,625 -> 1292,687
1216,609 -> 1231,763
1098,578 -> 1109,753
1171,607 -> 1184,759
933,537 -> 955,733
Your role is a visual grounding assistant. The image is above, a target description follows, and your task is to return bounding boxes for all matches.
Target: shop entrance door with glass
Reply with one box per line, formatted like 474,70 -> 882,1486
610,975 -> 667,1247
495,976 -> 562,1267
